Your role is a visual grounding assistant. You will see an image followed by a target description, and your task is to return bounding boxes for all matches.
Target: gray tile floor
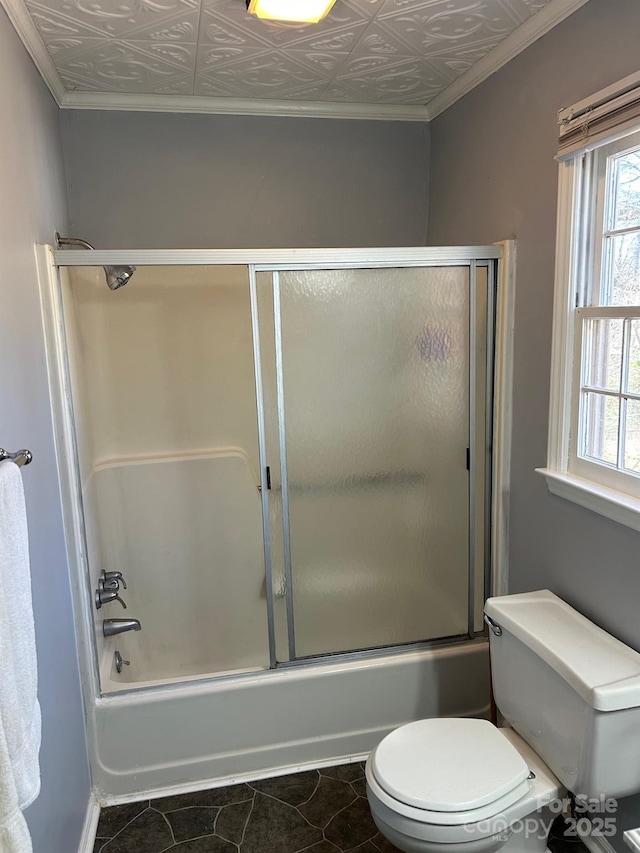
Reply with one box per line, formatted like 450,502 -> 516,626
93,763 -> 590,853
93,762 -> 400,853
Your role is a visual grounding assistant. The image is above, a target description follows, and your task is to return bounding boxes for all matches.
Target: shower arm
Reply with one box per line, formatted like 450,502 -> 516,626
55,232 -> 96,251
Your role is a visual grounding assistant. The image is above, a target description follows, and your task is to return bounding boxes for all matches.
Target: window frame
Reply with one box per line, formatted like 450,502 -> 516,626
538,125 -> 640,531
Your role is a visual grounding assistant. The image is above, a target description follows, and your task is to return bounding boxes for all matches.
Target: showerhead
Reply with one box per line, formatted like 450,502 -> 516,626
55,233 -> 136,291
104,264 -> 136,290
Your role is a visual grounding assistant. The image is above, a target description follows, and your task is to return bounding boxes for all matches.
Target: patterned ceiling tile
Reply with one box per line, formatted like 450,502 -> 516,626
20,0 -> 557,103
335,55 -> 447,102
59,65 -> 119,89
150,72 -> 195,91
26,1 -> 114,40
520,0 -> 551,10
336,51 -> 415,78
279,81 -> 331,100
286,48 -> 349,76
321,81 -> 360,102
29,0 -> 199,39
424,35 -> 506,77
199,6 -> 273,47
196,48 -> 330,97
124,39 -> 197,67
341,0 -> 386,18
56,38 -> 193,90
377,0 -> 523,54
121,8 -> 200,42
193,73 -> 248,95
497,0 -> 544,24
42,34 -> 104,61
349,16 -> 422,56
195,42 -> 264,71
278,22 -> 369,53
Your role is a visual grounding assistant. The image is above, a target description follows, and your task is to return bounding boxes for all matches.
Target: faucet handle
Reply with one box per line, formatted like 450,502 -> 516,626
101,570 -> 127,589
95,587 -> 127,610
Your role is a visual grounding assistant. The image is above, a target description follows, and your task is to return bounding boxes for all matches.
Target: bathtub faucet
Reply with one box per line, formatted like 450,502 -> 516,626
103,618 -> 142,638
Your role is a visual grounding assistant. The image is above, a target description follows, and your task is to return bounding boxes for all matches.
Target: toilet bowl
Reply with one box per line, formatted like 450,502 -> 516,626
365,591 -> 640,853
366,719 -> 561,853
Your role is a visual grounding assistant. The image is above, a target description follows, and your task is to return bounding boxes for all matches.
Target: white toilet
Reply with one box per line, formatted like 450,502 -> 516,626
366,590 -> 640,853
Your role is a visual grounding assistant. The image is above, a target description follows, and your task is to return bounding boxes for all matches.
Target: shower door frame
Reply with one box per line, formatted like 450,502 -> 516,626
38,243 -> 514,701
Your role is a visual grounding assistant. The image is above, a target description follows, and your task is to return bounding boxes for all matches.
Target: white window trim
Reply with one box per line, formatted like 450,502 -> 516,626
537,103 -> 640,531
537,468 -> 640,533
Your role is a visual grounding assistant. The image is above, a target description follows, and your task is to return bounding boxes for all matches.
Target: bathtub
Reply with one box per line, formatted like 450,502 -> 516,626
90,637 -> 490,803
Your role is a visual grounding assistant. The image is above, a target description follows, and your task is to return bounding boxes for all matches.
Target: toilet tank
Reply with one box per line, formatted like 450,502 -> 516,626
485,590 -> 640,799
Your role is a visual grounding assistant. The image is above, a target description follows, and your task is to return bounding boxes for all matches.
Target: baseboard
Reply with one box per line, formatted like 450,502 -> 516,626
77,796 -> 101,853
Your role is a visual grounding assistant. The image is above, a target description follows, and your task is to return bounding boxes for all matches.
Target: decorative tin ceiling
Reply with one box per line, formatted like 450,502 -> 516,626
19,0 -> 556,106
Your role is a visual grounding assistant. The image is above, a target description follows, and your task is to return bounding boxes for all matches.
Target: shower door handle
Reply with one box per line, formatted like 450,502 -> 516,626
258,466 -> 272,492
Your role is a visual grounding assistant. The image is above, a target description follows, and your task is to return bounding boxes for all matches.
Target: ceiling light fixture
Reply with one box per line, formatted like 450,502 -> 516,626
246,0 -> 338,24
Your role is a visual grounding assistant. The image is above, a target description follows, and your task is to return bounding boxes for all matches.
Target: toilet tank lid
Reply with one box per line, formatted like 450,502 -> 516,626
485,591 -> 640,712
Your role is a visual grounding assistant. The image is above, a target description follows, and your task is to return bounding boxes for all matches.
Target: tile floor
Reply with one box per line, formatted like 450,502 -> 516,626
93,763 -> 590,853
93,761 -> 400,853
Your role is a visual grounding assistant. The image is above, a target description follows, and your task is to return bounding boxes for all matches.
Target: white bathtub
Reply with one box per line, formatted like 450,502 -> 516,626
90,638 -> 490,803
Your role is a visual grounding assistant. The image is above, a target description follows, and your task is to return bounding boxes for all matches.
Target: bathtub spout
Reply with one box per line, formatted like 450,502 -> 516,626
103,618 -> 142,637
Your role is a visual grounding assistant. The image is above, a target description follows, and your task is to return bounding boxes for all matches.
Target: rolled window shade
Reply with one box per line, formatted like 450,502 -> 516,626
557,70 -> 640,161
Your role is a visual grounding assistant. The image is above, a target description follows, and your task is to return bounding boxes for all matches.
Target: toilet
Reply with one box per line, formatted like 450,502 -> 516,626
366,590 -> 640,853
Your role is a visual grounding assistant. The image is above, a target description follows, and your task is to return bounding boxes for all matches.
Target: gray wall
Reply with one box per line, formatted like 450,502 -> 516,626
428,0 -> 640,841
0,8 -> 91,852
60,110 -> 429,249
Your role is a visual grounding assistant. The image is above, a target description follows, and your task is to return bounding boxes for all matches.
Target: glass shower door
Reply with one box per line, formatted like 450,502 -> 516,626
258,266 -> 471,660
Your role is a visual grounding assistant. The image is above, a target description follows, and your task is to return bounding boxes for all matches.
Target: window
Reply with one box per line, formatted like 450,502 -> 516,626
539,73 -> 640,531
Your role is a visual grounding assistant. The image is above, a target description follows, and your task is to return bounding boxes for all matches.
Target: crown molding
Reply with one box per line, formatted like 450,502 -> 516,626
3,0 -> 589,122
425,0 -> 591,120
1,0 -> 64,104
59,90 -> 429,121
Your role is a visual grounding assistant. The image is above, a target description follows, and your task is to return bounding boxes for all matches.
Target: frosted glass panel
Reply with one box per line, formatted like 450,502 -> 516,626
276,267 -> 470,657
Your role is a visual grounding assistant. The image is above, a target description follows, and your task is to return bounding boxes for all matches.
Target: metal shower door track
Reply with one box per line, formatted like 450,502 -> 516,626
52,247 -> 502,268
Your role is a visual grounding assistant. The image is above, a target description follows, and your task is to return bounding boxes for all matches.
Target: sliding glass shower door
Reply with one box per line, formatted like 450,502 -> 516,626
53,247 -> 495,693
256,265 -> 476,660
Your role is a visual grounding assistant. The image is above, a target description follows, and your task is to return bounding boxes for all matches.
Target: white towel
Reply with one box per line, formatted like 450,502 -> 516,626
0,461 -> 41,853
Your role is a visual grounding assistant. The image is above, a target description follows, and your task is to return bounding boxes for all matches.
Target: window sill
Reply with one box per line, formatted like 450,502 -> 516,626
536,468 -> 640,533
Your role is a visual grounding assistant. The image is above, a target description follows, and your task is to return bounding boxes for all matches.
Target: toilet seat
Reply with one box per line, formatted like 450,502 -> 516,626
371,718 -> 531,817
366,720 -> 538,844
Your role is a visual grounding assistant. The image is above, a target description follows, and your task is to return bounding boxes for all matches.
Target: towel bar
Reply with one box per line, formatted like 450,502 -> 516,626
0,448 -> 33,467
